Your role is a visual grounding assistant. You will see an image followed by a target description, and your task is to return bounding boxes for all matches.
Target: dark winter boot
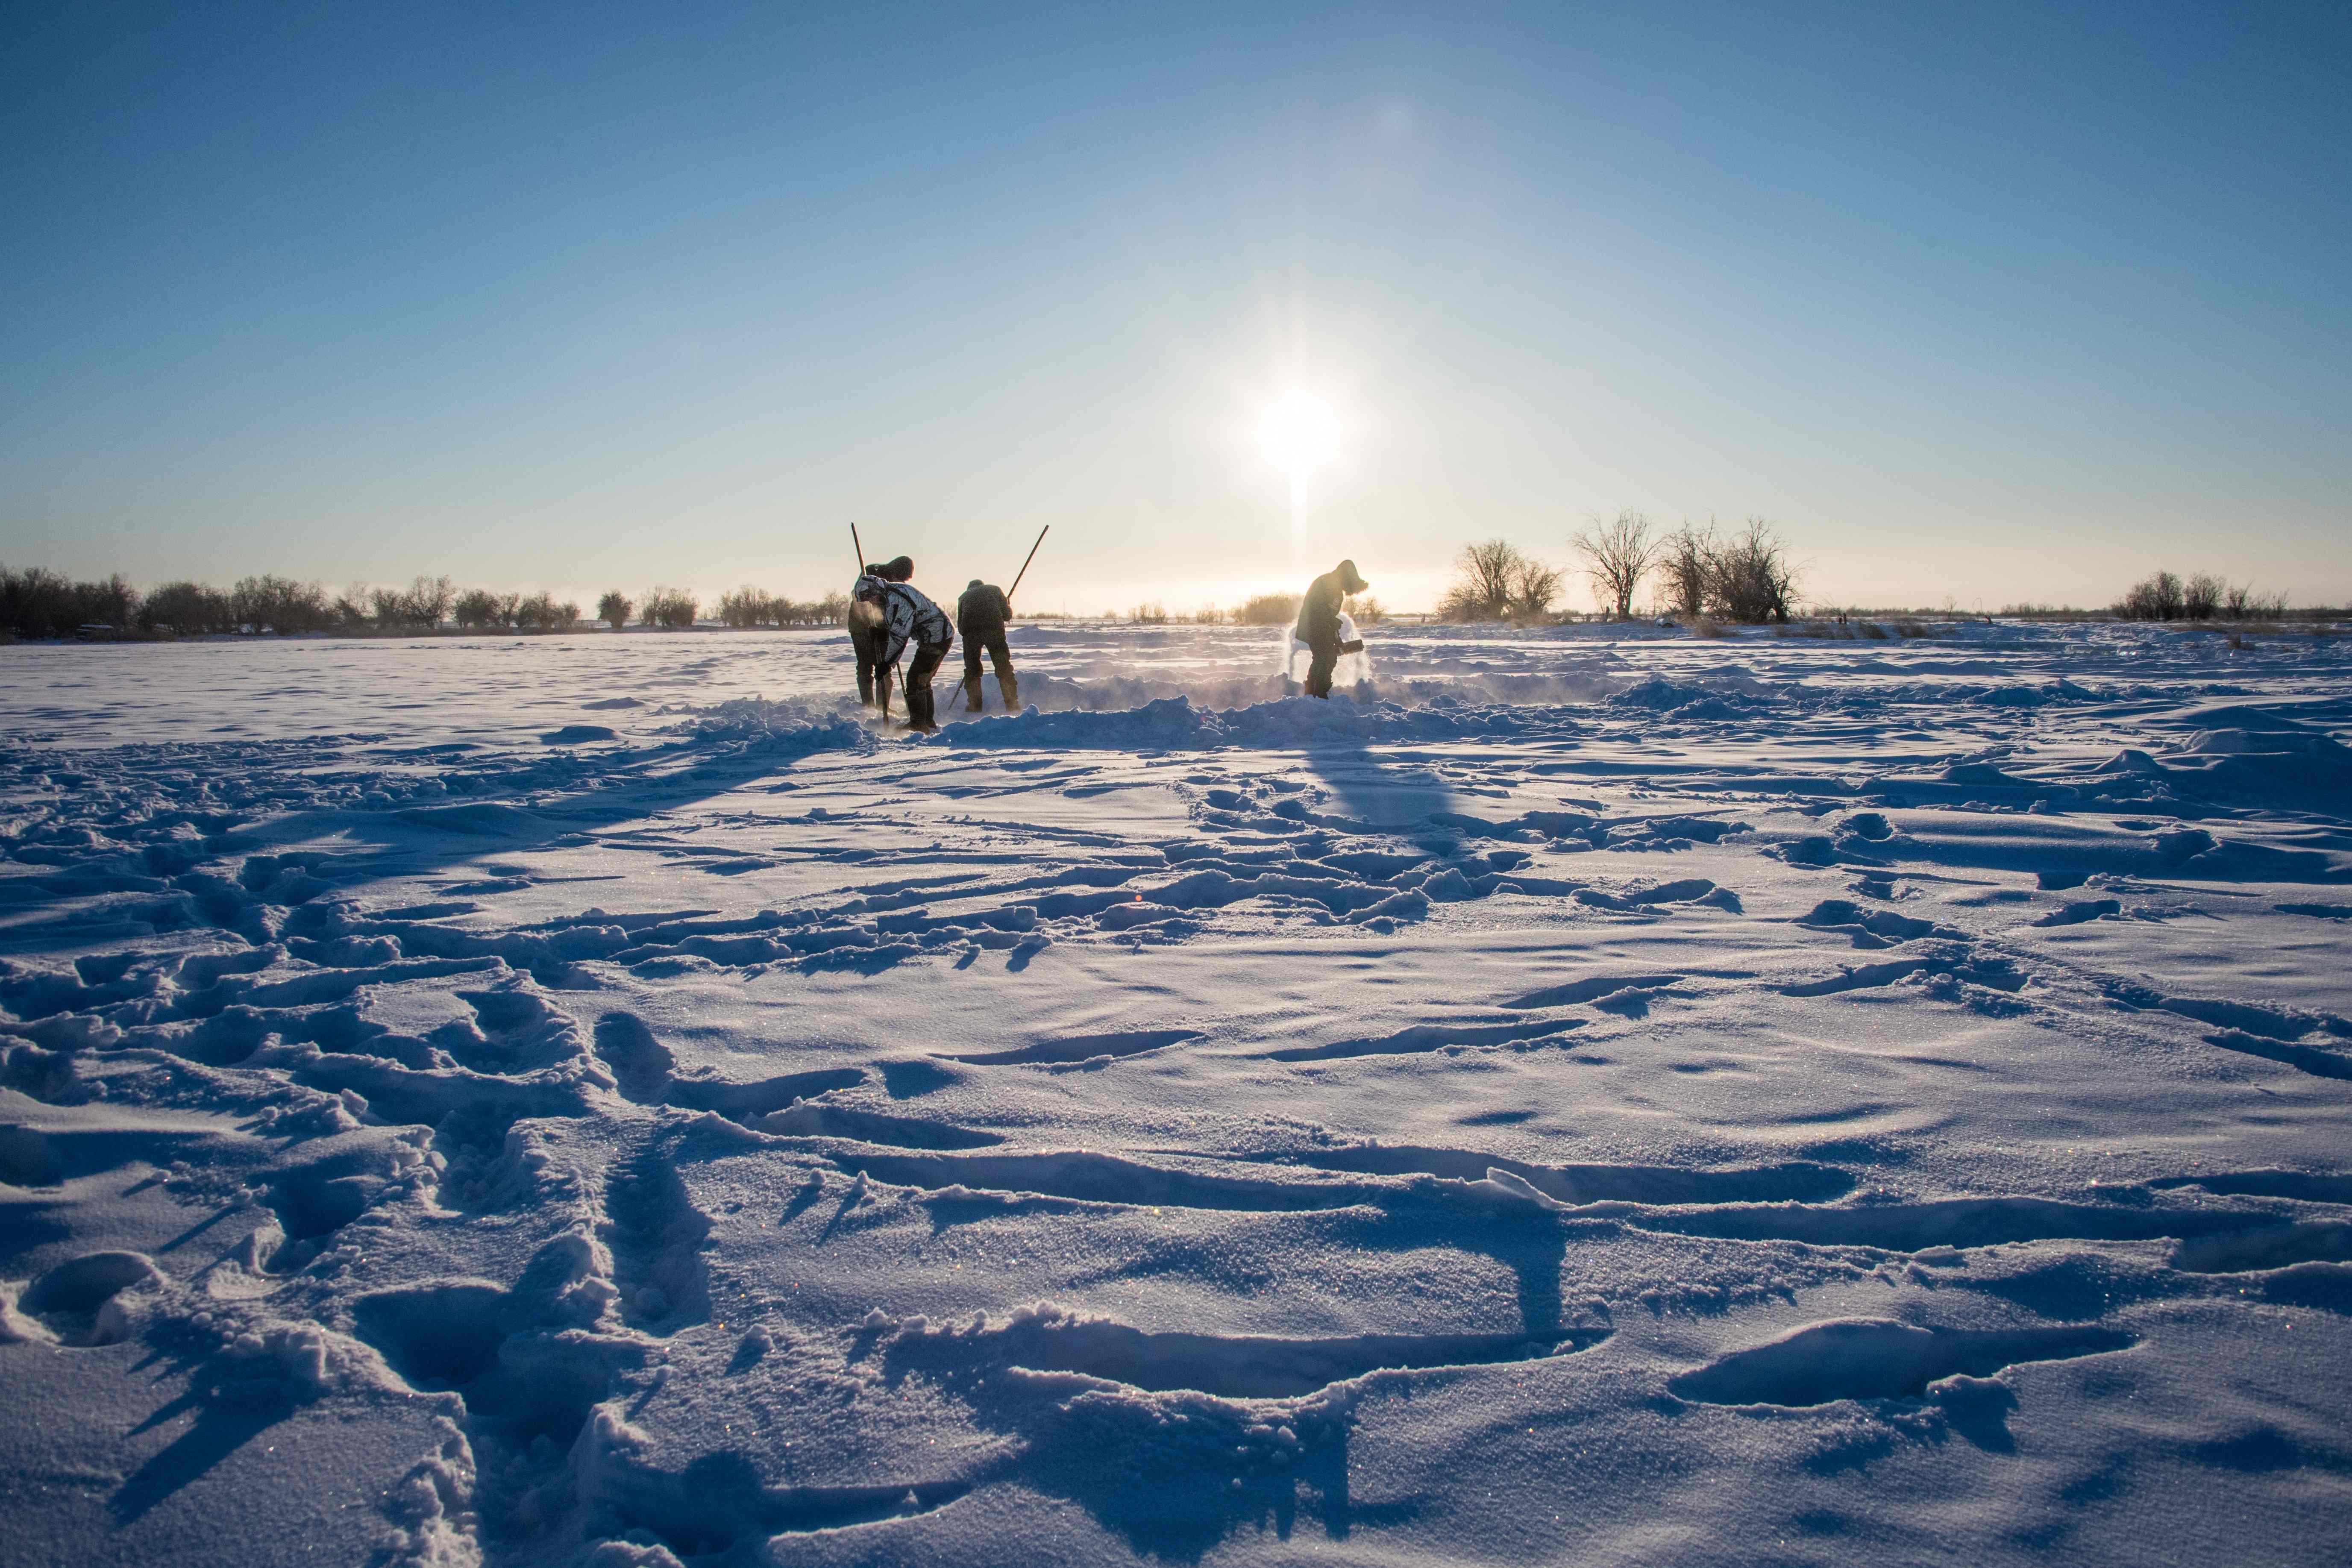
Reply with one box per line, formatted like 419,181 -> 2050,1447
998,673 -> 1018,711
964,674 -> 983,713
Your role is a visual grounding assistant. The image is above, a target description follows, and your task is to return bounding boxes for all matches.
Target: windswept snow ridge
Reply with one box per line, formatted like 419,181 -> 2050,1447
3,620 -> 2350,1565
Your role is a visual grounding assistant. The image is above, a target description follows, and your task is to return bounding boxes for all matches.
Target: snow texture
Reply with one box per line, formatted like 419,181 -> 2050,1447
3,617 -> 2350,1565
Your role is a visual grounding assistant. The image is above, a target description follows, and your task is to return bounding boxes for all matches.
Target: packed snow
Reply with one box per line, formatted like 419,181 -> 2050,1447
3,618 -> 2349,1567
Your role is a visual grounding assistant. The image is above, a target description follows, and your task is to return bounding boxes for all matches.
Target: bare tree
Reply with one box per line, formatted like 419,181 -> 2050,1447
641,587 -> 699,629
379,574 -> 454,630
1510,559 -> 1563,620
2182,573 -> 2225,620
1709,519 -> 1798,623
597,591 -> 633,630
1660,523 -> 1713,617
1572,510 -> 1659,620
136,581 -> 235,636
230,575 -> 331,634
1441,539 -> 1522,621
516,591 -> 577,631
717,587 -> 774,628
452,588 -> 504,629
2117,571 -> 2184,620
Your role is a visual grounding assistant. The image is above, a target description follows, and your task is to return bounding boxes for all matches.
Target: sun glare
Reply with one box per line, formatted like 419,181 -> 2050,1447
1255,389 -> 1342,481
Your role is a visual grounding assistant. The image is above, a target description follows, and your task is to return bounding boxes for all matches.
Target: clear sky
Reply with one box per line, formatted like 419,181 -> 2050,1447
4,2 -> 2347,614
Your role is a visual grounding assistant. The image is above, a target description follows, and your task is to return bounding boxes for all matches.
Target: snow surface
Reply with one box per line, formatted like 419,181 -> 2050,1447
3,618 -> 2350,1566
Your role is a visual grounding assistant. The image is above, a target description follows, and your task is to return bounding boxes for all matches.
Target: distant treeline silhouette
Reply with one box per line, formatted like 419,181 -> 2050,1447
0,566 -> 856,639
714,587 -> 850,628
1,557 -> 2321,641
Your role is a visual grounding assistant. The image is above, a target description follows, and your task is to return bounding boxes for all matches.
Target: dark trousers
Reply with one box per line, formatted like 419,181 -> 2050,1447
960,629 -> 1013,709
1304,637 -> 1339,699
904,640 -> 950,730
849,623 -> 882,705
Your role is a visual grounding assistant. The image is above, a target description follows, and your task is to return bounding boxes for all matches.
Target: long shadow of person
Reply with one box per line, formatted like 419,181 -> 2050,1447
1295,727 -> 1462,835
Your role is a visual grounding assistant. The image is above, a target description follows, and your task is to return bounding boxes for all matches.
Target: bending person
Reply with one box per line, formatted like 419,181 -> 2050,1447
1294,558 -> 1369,699
858,556 -> 954,732
955,578 -> 1017,712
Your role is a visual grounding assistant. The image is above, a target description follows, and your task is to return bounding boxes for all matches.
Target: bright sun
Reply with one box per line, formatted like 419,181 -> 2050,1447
1255,389 -> 1342,480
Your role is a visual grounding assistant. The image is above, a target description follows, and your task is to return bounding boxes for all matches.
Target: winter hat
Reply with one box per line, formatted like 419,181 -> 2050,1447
968,579 -> 984,591
883,556 -> 914,581
1338,559 -> 1369,593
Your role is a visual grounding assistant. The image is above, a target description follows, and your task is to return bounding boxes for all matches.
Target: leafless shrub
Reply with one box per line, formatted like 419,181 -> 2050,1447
517,591 -> 577,631
1690,616 -> 1732,639
1661,524 -> 1713,616
597,591 -> 633,630
1344,595 -> 1384,625
717,587 -> 775,628
1508,561 -> 1561,620
1859,621 -> 1890,640
2220,582 -> 2288,621
332,584 -> 375,629
1572,510 -> 1659,620
412,575 -> 455,628
2116,571 -> 2185,620
1892,617 -> 1932,638
1131,602 -> 1169,624
1238,593 -> 1299,626
2182,573 -> 2225,620
452,588 -> 509,629
641,587 -> 699,629
1706,519 -> 1798,624
1441,539 -> 1522,621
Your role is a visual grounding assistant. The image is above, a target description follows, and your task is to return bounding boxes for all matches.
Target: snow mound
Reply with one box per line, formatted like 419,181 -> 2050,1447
662,698 -> 874,755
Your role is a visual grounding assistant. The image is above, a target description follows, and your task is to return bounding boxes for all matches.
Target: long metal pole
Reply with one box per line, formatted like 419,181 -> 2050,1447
1007,525 -> 1050,601
850,522 -> 867,578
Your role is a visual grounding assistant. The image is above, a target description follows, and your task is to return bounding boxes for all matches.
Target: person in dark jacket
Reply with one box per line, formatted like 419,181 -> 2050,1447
954,579 -> 1017,712
1295,559 -> 1369,698
848,563 -> 891,707
857,556 -> 955,732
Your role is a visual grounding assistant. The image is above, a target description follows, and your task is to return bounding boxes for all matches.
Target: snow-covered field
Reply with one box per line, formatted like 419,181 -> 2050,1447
5,619 -> 2350,1567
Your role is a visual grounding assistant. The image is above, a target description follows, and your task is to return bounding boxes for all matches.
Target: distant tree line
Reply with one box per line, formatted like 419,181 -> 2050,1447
1,566 -> 465,637
0,567 -> 141,638
0,564 -> 865,639
452,588 -> 583,631
714,587 -> 850,628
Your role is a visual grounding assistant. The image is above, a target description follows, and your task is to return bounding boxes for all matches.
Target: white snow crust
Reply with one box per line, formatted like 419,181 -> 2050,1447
3,618 -> 2349,1565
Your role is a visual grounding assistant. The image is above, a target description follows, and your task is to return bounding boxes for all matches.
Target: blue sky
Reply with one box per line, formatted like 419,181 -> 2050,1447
4,2 -> 2346,612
